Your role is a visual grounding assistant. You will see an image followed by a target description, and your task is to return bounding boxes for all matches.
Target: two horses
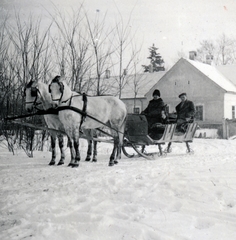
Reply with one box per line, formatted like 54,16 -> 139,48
49,76 -> 127,167
24,81 -> 98,166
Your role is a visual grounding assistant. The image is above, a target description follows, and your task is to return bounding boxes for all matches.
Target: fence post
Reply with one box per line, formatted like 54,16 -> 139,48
222,118 -> 228,139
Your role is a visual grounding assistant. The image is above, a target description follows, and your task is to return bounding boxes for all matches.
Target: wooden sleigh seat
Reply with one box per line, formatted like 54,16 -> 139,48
154,122 -> 198,144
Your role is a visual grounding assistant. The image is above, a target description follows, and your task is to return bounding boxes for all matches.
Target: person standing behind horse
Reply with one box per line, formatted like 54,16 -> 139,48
175,92 -> 195,132
141,89 -> 167,134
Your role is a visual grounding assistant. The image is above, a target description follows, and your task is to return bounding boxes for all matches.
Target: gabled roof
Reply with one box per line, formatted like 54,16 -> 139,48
185,58 -> 236,92
120,71 -> 166,99
81,71 -> 166,97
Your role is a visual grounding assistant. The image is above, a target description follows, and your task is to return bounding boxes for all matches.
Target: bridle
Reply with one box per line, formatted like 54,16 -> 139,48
48,79 -> 88,131
25,86 -> 42,110
48,79 -> 66,103
49,81 -> 76,105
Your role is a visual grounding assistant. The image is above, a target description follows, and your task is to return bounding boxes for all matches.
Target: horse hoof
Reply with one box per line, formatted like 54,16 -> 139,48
85,158 -> 91,162
114,160 -> 118,164
72,163 -> 79,168
57,161 -> 64,165
68,163 -> 73,167
49,161 -> 56,166
92,159 -> 97,162
109,162 -> 114,166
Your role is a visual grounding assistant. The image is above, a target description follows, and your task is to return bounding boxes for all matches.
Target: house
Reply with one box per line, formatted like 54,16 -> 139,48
146,58 -> 236,124
121,57 -> 236,128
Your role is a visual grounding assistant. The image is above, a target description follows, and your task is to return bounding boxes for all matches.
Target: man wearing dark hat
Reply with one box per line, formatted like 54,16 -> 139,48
141,89 -> 167,137
175,93 -> 195,132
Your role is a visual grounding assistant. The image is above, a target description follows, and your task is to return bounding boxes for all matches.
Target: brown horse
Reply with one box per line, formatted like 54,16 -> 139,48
49,76 -> 127,167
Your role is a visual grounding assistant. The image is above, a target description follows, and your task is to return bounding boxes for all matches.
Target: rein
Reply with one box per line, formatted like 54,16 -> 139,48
5,106 -> 123,134
4,108 -> 58,121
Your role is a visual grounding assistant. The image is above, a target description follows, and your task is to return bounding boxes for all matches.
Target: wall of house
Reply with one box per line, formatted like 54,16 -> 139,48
224,93 -> 236,119
146,59 -> 225,123
122,98 -> 147,114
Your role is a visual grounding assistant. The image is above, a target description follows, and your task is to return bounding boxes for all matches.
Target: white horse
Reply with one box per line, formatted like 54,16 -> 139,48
49,76 -> 127,167
24,80 -> 98,165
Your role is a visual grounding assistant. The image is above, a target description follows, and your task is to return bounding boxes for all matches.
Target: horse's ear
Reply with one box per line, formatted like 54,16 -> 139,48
26,80 -> 33,88
52,75 -> 61,82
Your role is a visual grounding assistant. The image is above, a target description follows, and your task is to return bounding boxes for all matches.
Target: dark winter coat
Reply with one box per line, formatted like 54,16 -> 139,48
142,98 -> 166,128
175,100 -> 195,122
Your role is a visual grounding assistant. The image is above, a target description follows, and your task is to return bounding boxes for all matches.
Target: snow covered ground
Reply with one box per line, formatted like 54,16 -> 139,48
0,138 -> 236,240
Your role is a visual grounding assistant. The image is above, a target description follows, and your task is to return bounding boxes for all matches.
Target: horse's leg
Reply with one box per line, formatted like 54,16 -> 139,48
49,135 -> 56,165
71,137 -> 80,168
92,140 -> 98,162
85,139 -> 92,161
109,137 -> 119,166
67,137 -> 75,167
57,134 -> 65,165
115,143 -> 121,164
115,118 -> 126,163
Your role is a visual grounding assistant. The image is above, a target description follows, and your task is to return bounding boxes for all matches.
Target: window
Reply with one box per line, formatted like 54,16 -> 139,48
232,106 -> 235,119
133,107 -> 140,114
195,105 -> 203,121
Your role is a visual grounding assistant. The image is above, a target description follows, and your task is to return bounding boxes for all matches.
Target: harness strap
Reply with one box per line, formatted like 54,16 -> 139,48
79,93 -> 87,132
5,105 -> 124,135
4,109 -> 58,121
56,106 -> 123,134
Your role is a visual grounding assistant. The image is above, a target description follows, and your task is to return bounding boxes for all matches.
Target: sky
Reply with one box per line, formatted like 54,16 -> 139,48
0,137 -> 236,239
1,0 -> 236,68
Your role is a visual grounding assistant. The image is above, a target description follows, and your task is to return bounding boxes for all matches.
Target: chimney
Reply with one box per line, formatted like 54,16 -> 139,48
189,51 -> 197,60
149,64 -> 153,73
206,55 -> 213,65
105,69 -> 110,79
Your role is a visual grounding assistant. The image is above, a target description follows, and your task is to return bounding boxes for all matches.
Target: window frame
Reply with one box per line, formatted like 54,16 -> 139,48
195,105 -> 203,121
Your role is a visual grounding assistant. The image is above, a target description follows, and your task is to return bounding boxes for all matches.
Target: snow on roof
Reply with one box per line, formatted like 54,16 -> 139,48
186,59 -> 236,92
216,64 -> 236,86
120,71 -> 166,99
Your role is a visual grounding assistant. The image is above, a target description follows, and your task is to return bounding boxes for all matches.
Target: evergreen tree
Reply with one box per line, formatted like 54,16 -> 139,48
142,44 -> 165,72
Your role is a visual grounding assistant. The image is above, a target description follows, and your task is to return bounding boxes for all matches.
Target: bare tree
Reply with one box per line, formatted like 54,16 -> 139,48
105,3 -> 142,99
216,34 -> 235,65
85,10 -> 116,95
50,6 -> 93,92
0,12 -> 53,155
196,34 -> 236,65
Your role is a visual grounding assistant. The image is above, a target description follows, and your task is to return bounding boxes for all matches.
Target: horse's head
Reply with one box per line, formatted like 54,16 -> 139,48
24,80 -> 40,112
49,76 -> 71,107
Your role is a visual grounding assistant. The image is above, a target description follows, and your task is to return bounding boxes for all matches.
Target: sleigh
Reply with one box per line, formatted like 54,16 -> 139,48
122,114 -> 198,159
